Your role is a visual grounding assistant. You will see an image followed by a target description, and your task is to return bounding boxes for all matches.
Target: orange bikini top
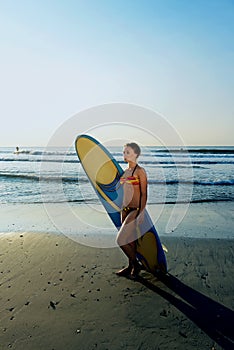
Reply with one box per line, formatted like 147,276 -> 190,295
120,164 -> 140,186
120,176 -> 140,185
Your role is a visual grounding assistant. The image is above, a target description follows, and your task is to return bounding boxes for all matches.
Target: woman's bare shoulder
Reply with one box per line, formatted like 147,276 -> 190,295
136,165 -> 147,176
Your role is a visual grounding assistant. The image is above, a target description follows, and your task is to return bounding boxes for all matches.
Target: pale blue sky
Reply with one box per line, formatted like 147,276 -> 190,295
0,0 -> 233,146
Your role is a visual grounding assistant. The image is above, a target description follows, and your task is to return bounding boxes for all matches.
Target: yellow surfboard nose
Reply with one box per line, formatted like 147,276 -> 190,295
76,137 -> 117,185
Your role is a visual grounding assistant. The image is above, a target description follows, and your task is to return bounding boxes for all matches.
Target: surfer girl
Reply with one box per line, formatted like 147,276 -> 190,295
116,142 -> 148,279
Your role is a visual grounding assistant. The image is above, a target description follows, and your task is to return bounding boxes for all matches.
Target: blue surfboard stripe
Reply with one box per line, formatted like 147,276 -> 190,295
98,181 -> 120,191
97,178 -> 123,208
97,175 -> 121,192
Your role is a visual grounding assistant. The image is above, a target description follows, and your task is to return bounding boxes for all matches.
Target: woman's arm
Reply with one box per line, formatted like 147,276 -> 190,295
138,167 -> 148,223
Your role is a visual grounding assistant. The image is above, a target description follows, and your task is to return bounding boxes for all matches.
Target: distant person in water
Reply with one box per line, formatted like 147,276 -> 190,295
16,146 -> 19,152
116,142 -> 148,279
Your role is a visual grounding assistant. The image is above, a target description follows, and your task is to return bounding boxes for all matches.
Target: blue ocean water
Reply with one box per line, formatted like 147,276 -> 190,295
0,146 -> 234,205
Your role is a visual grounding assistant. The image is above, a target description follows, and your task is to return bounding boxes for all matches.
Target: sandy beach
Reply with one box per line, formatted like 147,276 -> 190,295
0,215 -> 234,350
1,0 -> 234,347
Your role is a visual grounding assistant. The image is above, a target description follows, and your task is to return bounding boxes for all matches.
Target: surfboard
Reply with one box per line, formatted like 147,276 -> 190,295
75,134 -> 167,274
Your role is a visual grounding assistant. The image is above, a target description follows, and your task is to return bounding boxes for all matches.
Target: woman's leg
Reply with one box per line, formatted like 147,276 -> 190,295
116,210 -> 140,277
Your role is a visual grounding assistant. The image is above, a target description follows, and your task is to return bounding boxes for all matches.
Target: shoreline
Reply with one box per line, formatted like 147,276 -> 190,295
0,232 -> 233,349
0,201 -> 233,241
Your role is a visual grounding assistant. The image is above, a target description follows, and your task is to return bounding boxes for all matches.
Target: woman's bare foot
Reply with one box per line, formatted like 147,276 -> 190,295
116,265 -> 132,276
129,261 -> 141,280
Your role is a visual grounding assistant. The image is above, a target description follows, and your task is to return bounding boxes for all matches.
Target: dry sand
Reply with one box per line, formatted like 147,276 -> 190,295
0,232 -> 233,350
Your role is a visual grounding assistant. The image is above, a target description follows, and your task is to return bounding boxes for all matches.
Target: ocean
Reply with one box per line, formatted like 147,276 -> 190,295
0,145 -> 233,205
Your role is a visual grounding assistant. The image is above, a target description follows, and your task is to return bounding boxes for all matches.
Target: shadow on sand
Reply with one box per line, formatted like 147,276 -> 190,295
136,272 -> 234,350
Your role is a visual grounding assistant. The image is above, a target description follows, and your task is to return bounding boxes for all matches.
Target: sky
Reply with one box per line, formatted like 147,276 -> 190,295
0,0 -> 233,147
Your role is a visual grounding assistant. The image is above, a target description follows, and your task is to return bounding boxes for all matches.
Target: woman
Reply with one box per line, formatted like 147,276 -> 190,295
116,142 -> 148,279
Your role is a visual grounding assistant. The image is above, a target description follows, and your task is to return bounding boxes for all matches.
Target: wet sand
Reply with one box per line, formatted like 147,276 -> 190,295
1,201 -> 233,240
0,232 -> 233,350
